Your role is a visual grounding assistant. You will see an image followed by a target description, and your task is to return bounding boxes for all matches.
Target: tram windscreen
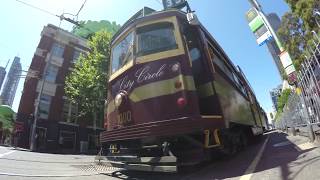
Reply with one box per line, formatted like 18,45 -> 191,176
111,32 -> 134,73
137,22 -> 177,56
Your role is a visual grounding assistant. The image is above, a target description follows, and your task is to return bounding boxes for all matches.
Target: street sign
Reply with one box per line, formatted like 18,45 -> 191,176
296,87 -> 302,95
257,30 -> 272,46
162,0 -> 187,9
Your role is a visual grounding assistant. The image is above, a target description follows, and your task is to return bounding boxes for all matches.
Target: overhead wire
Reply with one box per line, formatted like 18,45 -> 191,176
15,0 -> 58,18
15,0 -> 96,36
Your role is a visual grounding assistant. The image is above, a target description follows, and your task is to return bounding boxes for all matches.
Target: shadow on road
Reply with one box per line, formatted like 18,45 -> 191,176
255,131 -> 317,180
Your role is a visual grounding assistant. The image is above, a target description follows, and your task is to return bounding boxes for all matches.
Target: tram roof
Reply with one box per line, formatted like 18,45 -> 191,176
111,7 -> 187,45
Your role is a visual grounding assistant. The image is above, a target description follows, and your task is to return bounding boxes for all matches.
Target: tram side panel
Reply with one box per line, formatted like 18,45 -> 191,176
213,72 -> 256,127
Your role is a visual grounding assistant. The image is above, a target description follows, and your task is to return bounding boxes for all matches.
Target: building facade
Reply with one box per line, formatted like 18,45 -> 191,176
16,24 -> 104,154
1,57 -> 22,107
0,66 -> 6,93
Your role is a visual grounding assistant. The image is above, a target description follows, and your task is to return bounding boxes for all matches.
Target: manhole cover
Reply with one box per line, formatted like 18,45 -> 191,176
72,164 -> 122,173
273,141 -> 292,147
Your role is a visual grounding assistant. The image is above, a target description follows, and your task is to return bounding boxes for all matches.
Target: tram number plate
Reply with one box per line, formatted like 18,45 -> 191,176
118,111 -> 132,125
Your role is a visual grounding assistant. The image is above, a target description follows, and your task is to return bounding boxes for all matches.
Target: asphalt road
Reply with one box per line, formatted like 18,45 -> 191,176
0,131 -> 319,180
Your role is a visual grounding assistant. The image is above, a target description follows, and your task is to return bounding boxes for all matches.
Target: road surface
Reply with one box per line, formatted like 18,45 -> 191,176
0,131 -> 320,180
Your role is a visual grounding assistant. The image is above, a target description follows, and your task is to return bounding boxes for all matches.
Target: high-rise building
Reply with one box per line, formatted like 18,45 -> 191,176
16,24 -> 102,154
0,66 -> 6,92
266,13 -> 283,79
1,57 -> 22,107
270,85 -> 282,111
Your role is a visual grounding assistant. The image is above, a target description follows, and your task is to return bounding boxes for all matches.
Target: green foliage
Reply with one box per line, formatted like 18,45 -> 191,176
277,89 -> 292,113
71,20 -> 121,39
64,30 -> 112,125
278,0 -> 320,69
0,106 -> 14,133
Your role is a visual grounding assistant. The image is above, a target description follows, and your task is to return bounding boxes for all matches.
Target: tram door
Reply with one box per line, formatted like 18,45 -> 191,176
184,26 -> 222,116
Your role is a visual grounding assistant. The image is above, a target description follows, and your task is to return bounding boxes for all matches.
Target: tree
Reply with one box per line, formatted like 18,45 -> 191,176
64,30 -> 112,128
278,0 -> 320,69
277,89 -> 292,113
71,20 -> 120,39
0,105 -> 15,141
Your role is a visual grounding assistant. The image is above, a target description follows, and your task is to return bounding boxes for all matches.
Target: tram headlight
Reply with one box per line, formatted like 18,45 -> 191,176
171,63 -> 180,72
115,93 -> 124,107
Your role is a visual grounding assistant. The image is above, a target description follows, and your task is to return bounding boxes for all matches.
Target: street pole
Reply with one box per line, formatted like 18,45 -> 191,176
29,29 -> 58,151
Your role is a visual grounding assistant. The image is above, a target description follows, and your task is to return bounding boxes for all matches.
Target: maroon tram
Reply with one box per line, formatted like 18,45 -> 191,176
100,7 -> 265,172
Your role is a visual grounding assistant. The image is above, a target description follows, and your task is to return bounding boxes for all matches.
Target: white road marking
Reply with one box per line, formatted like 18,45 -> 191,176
239,136 -> 270,180
272,141 -> 292,147
0,150 -> 15,158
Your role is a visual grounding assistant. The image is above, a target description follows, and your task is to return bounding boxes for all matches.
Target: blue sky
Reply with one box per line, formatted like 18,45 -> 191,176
0,0 -> 289,115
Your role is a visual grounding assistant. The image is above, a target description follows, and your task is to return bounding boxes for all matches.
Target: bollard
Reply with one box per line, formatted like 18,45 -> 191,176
291,127 -> 296,136
307,124 -> 315,142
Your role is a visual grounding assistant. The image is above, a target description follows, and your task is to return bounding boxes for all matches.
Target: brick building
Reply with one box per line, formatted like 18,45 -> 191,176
16,24 -> 104,154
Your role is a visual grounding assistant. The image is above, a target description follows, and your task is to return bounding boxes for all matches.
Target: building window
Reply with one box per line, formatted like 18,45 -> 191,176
39,94 -> 51,119
51,43 -> 64,58
45,65 -> 59,83
62,99 -> 78,123
59,131 -> 76,150
72,50 -> 81,63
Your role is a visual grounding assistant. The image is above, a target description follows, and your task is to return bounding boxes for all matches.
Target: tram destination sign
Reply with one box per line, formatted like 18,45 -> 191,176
162,0 -> 187,9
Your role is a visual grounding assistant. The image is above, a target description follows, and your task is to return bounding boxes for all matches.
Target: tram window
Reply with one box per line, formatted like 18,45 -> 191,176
136,22 -> 177,56
208,45 -> 234,82
190,47 -> 201,61
184,26 -> 202,62
233,72 -> 247,96
111,32 -> 134,73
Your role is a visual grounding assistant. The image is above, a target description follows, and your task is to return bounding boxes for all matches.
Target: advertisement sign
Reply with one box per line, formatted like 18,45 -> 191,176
279,51 -> 293,69
246,8 -> 264,33
256,30 -> 272,46
285,64 -> 296,75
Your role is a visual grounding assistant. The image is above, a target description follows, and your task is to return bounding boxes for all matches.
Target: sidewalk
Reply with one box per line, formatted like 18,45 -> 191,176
280,130 -> 320,150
